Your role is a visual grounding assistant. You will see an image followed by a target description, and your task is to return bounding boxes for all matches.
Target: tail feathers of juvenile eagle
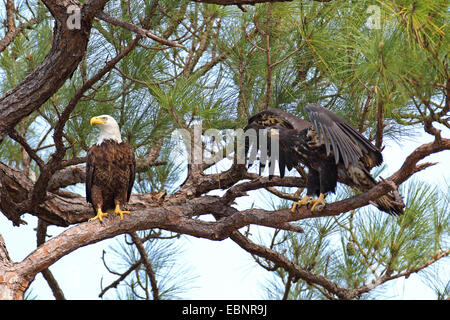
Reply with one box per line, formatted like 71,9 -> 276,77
340,164 -> 405,216
371,192 -> 405,216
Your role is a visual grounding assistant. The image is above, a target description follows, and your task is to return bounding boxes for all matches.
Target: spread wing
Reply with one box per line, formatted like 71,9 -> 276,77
305,103 -> 383,169
245,108 -> 311,131
244,108 -> 311,178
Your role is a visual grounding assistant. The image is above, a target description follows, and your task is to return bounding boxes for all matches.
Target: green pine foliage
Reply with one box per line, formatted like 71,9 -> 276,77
263,178 -> 449,300
0,0 -> 448,299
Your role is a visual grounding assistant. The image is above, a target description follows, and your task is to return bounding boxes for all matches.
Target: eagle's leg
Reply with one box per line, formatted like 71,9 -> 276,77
309,193 -> 326,212
291,169 -> 321,213
114,204 -> 130,220
291,195 -> 312,213
89,208 -> 108,222
307,163 -> 334,212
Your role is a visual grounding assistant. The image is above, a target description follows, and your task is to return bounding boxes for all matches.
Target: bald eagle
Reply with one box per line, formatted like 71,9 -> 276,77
86,115 -> 136,222
245,104 -> 404,215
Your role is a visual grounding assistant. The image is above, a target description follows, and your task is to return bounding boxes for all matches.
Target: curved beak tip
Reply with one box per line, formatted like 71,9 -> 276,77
90,117 -> 101,126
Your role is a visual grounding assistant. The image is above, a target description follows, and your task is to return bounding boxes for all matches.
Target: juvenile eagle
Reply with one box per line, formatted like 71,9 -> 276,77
245,104 -> 404,215
86,115 -> 136,222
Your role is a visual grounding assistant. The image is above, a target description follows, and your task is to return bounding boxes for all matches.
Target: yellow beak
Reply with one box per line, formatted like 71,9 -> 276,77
90,116 -> 105,126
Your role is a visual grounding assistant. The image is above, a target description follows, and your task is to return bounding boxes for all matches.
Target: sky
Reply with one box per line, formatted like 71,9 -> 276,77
0,0 -> 448,301
0,125 -> 449,300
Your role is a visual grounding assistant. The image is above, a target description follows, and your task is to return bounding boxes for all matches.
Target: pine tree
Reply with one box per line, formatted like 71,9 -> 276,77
0,0 -> 448,300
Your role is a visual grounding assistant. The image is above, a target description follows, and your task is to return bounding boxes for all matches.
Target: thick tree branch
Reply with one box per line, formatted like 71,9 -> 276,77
129,232 -> 160,300
229,231 -> 351,299
98,256 -> 143,298
36,219 -> 65,300
0,235 -> 25,300
2,134 -> 449,227
0,0 -> 109,142
0,134 -> 447,298
0,235 -> 12,264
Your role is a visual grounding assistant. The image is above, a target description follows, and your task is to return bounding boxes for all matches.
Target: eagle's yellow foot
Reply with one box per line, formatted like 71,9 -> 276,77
310,193 -> 326,212
90,208 -> 108,222
291,196 -> 312,213
114,204 -> 130,220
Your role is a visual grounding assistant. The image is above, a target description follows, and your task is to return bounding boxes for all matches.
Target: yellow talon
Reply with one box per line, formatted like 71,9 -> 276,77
291,195 -> 312,212
89,208 -> 108,222
310,193 -> 326,212
114,204 -> 130,220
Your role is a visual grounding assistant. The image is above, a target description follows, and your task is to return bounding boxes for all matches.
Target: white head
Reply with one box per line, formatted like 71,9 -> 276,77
90,115 -> 122,145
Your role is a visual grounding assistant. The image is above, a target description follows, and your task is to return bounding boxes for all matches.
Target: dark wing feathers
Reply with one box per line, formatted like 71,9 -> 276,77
323,125 -> 340,163
245,108 -> 311,131
245,105 -> 383,176
305,103 -> 382,168
245,108 -> 307,178
126,144 -> 136,201
85,150 -> 94,204
339,121 -> 383,167
278,153 -> 286,178
306,104 -> 361,167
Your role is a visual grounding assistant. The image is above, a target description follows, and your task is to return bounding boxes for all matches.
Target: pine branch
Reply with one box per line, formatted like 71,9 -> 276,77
0,1 -> 38,52
99,257 -> 143,298
0,133 -> 447,298
0,0 -> 109,142
191,0 -> 332,5
95,11 -> 185,48
35,219 -> 65,300
351,249 -> 450,298
229,231 -> 350,299
129,232 -> 160,300
8,129 -> 45,169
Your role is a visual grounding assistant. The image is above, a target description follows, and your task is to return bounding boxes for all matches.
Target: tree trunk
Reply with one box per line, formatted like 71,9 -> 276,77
0,269 -> 30,300
0,0 -> 108,142
0,235 -> 30,300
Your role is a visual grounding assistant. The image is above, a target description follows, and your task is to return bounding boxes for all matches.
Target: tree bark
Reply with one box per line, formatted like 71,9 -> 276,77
0,0 -> 447,300
0,235 -> 30,299
0,0 -> 108,142
0,135 -> 446,299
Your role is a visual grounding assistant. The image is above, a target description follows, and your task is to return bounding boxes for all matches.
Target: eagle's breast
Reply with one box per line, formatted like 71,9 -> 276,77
91,140 -> 132,188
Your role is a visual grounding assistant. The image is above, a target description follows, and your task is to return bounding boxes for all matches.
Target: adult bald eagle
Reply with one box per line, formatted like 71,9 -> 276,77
86,115 -> 136,222
245,104 -> 404,215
